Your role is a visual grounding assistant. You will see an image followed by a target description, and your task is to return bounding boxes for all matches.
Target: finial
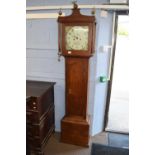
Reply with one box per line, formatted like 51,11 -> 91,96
58,8 -> 62,16
91,7 -> 96,15
72,1 -> 78,9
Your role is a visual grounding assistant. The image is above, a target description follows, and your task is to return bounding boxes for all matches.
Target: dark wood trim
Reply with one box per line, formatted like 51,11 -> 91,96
103,13 -> 118,131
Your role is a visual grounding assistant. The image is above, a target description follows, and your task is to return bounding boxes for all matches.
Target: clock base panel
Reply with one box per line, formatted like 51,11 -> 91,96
61,116 -> 90,147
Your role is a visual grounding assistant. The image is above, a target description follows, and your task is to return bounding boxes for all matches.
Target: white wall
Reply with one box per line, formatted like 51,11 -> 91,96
92,13 -> 113,135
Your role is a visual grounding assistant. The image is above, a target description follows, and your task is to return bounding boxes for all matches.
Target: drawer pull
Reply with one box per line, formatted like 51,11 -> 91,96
33,107 -> 37,109
33,102 -> 36,105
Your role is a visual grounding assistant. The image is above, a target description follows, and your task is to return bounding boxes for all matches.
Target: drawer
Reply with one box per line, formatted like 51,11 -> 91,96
27,123 -> 40,137
27,125 -> 36,138
27,137 -> 42,149
27,107 -> 55,141
27,123 -> 54,150
26,97 -> 38,111
39,107 -> 55,141
26,111 -> 39,124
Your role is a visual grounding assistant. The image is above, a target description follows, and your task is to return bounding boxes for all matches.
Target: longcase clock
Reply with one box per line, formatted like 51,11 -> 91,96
58,3 -> 96,147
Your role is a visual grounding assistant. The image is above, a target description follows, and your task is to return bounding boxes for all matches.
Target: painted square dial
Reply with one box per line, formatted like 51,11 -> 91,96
65,26 -> 89,51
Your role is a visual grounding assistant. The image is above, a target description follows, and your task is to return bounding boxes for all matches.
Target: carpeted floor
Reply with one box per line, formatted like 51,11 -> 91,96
40,132 -> 129,155
44,132 -> 108,155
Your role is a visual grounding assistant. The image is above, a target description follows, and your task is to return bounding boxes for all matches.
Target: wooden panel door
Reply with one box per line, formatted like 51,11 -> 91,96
65,57 -> 89,119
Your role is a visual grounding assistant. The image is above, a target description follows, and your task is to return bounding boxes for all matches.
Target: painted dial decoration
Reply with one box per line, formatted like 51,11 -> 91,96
65,26 -> 89,51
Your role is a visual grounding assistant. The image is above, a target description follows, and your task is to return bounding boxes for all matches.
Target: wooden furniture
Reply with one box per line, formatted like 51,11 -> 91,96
58,3 -> 96,147
26,80 -> 56,155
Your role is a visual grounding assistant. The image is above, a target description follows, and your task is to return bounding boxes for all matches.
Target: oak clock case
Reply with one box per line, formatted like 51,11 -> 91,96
58,3 -> 96,147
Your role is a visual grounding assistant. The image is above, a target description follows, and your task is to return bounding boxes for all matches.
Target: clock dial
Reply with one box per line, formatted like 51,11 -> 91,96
65,26 -> 89,51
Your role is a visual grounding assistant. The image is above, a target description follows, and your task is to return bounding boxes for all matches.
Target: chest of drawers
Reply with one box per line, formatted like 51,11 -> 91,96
26,80 -> 56,155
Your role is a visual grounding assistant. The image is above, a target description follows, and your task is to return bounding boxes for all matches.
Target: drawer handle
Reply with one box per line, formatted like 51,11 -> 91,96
33,107 -> 37,109
32,102 -> 36,105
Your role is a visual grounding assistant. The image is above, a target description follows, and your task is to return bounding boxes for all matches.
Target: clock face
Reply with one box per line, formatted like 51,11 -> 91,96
65,26 -> 89,51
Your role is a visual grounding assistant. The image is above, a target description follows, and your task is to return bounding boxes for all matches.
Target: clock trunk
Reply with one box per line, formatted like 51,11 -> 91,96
65,57 -> 89,118
61,57 -> 90,146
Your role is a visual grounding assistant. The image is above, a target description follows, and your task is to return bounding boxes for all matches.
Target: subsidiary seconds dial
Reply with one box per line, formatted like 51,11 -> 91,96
65,26 -> 89,51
